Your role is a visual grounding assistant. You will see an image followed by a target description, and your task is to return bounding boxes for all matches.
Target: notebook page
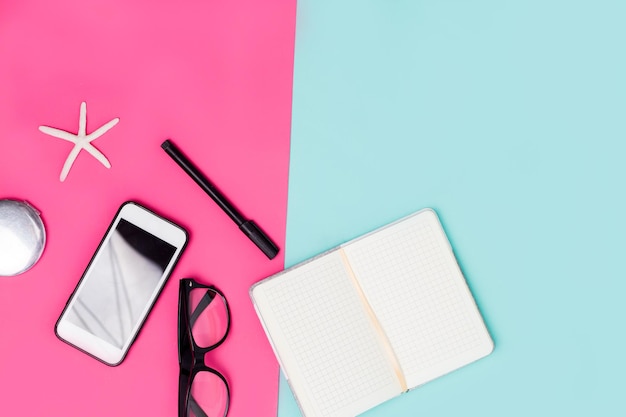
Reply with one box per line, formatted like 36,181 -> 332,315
342,209 -> 493,389
251,251 -> 401,417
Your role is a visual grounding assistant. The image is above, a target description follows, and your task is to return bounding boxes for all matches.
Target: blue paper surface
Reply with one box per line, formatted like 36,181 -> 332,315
282,1 -> 626,416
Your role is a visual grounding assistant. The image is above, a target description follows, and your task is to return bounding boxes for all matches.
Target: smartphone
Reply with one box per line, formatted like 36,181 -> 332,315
55,201 -> 188,366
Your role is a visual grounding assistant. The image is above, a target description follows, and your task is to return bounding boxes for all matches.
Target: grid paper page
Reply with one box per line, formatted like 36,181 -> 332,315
343,209 -> 493,389
252,251 -> 401,417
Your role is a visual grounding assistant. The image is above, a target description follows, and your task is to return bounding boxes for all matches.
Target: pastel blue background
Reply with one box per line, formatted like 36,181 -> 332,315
281,0 -> 626,416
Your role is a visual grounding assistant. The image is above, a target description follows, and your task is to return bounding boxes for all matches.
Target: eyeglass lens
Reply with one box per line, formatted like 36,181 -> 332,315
188,288 -> 229,348
188,371 -> 229,417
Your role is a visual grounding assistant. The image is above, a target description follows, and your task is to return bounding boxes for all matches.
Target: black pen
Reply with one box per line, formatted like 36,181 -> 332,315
161,139 -> 279,260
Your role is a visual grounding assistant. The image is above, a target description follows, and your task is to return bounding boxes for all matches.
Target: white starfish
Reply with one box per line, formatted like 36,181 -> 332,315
39,102 -> 119,182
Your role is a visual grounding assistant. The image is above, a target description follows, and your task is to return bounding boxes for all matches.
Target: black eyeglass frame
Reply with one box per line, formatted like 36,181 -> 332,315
178,278 -> 231,417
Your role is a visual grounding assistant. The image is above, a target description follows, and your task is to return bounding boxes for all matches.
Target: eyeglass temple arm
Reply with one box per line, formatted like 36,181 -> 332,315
188,290 -> 217,328
188,395 -> 210,417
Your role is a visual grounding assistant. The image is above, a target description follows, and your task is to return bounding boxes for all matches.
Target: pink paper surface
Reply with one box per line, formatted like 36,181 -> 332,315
0,1 -> 295,416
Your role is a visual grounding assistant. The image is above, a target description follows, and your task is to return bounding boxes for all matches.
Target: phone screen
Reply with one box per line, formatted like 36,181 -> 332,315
64,218 -> 177,349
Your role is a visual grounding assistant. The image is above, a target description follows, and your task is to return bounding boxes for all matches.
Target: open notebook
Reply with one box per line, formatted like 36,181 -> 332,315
250,209 -> 493,417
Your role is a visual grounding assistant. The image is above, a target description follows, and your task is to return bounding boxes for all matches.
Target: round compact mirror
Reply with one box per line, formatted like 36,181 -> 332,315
0,199 -> 46,276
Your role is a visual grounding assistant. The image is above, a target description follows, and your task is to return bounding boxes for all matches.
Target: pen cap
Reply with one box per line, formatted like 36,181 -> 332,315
240,220 -> 279,260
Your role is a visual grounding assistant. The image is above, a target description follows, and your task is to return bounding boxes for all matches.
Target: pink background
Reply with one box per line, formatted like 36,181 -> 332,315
0,1 -> 295,416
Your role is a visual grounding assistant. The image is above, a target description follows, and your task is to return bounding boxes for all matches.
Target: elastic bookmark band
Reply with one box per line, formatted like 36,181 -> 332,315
339,249 -> 408,393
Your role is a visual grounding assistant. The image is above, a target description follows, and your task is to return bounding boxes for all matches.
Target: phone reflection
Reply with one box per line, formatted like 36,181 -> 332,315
66,219 -> 176,349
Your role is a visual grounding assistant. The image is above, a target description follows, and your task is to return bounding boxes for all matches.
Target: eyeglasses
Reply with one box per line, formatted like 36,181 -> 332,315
178,278 -> 231,417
